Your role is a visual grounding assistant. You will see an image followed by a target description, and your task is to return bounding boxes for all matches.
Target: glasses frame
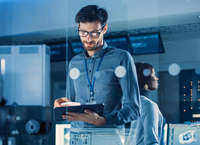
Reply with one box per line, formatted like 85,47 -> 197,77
77,25 -> 105,38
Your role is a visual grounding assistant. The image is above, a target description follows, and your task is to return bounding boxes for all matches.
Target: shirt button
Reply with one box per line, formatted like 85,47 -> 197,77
87,85 -> 89,87
89,70 -> 91,72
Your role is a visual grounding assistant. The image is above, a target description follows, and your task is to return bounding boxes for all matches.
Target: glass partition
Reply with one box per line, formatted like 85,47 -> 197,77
1,0 -> 200,145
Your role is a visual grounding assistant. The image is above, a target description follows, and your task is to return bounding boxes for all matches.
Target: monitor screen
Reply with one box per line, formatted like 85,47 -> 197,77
168,123 -> 200,145
56,125 -> 133,145
104,36 -> 130,51
69,37 -> 131,56
48,43 -> 72,61
69,40 -> 84,55
128,33 -> 165,55
163,124 -> 168,145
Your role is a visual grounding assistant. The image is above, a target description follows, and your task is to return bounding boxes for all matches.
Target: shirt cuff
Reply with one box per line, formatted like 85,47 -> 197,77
103,114 -> 114,125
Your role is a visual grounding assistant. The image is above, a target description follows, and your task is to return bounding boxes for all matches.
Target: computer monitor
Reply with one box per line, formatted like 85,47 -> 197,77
56,125 -> 131,145
104,36 -> 131,52
168,123 -> 200,145
56,124 -> 71,145
122,124 -> 168,145
69,40 -> 84,56
121,128 -> 136,145
163,124 -> 168,145
128,33 -> 165,55
48,43 -> 73,61
69,36 -> 132,57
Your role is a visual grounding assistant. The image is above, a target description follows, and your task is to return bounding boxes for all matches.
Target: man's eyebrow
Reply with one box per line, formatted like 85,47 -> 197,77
78,28 -> 101,32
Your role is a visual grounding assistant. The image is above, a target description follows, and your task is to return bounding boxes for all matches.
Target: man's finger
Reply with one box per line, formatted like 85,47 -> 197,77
62,114 -> 78,120
54,97 -> 70,107
66,115 -> 80,121
54,100 -> 62,107
62,115 -> 67,119
67,112 -> 82,116
84,109 -> 96,115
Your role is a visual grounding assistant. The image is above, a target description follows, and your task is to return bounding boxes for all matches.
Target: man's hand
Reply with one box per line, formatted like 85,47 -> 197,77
54,97 -> 70,107
62,109 -> 105,125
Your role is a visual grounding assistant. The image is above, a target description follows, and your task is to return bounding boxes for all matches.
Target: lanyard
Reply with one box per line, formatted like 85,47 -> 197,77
84,49 -> 107,102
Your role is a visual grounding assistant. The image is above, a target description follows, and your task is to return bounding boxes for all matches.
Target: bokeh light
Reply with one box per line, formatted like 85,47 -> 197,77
195,67 -> 200,75
168,63 -> 181,76
115,66 -> 126,78
69,68 -> 80,80
143,69 -> 151,77
94,71 -> 100,78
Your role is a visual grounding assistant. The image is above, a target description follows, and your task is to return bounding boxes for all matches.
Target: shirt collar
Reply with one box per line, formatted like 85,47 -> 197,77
139,88 -> 152,99
83,42 -> 108,59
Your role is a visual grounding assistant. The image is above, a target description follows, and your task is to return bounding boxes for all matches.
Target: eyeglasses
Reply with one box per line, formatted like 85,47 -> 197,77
77,26 -> 105,38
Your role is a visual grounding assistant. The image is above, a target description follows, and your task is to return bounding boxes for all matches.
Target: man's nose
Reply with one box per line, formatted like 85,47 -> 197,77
86,34 -> 92,42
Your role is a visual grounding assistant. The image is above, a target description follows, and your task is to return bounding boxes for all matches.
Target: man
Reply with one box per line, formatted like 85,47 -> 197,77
54,5 -> 140,128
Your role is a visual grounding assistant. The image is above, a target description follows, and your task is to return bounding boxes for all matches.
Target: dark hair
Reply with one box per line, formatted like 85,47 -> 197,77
75,5 -> 108,26
135,62 -> 154,88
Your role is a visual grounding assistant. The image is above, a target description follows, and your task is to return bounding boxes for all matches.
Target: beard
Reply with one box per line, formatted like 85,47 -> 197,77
82,40 -> 102,52
83,41 -> 95,51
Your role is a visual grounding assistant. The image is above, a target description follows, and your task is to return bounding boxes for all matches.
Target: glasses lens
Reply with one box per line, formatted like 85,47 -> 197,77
78,31 -> 87,37
90,32 -> 99,38
78,26 -> 104,38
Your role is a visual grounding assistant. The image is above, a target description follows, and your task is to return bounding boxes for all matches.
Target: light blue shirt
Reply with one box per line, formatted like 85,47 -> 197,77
66,42 -> 140,128
131,94 -> 165,145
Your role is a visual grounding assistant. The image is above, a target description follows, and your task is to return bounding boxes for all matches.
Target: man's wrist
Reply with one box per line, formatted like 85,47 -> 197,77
98,116 -> 105,125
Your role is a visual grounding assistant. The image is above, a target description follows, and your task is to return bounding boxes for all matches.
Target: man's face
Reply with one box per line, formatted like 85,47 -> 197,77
78,21 -> 107,52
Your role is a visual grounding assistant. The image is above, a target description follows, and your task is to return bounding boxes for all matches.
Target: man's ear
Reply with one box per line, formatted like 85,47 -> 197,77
103,24 -> 108,34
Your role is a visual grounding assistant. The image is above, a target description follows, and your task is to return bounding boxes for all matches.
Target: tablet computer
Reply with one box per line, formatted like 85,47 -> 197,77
54,104 -> 104,121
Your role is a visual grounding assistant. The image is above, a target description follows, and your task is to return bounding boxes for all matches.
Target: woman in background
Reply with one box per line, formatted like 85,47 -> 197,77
132,62 -> 166,145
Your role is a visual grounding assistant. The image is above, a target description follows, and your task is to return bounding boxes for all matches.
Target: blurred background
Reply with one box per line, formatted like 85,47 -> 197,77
0,0 -> 200,144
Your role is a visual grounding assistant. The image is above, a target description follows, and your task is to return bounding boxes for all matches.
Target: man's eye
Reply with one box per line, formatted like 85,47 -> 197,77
91,32 -> 98,36
80,31 -> 87,35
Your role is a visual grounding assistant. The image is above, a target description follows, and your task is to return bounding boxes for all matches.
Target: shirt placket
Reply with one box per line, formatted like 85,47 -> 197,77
90,58 -> 95,80
85,57 -> 96,128
86,58 -> 96,100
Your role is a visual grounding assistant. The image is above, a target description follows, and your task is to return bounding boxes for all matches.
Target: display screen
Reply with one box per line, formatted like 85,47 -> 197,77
48,43 -> 73,61
128,33 -> 165,55
168,124 -> 200,145
56,125 -> 125,145
105,36 -> 130,51
70,37 -> 131,56
69,40 -> 84,55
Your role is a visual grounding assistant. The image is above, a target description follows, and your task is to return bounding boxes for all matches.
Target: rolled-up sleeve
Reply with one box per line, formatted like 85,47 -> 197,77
104,52 -> 141,125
